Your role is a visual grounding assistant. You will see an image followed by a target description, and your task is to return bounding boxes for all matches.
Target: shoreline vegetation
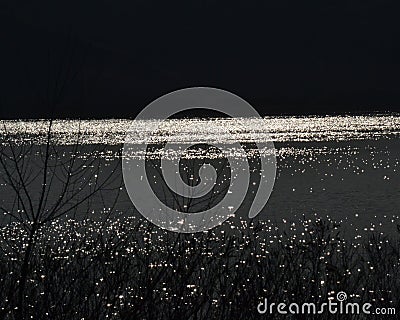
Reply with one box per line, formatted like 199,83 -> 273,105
0,216 -> 399,319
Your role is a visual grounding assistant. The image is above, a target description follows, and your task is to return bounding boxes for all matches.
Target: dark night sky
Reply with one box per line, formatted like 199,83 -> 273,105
1,1 -> 400,119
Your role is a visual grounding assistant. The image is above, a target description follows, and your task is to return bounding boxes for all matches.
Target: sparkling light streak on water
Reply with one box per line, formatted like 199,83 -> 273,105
1,114 -> 399,146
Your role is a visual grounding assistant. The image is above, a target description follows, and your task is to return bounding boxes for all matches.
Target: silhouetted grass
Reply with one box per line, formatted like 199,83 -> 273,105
0,216 -> 398,319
